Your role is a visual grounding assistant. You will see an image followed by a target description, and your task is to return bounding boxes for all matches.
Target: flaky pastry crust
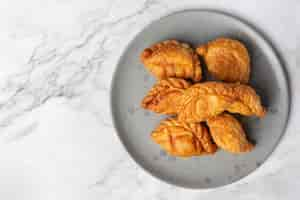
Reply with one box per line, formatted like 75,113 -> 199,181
141,40 -> 202,82
197,38 -> 250,83
151,118 -> 217,157
207,113 -> 254,153
141,78 -> 191,114
178,82 -> 266,122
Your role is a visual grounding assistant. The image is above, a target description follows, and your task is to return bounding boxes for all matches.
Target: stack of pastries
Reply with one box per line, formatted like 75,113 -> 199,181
140,38 -> 266,157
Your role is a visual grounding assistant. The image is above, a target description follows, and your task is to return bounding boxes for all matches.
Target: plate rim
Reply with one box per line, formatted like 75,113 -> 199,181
109,8 -> 291,190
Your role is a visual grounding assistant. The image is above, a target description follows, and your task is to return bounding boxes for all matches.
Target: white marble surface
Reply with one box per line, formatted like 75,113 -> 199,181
0,0 -> 298,199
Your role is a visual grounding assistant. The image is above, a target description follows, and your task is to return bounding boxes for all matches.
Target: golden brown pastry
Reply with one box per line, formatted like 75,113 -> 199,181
140,40 -> 202,82
151,118 -> 217,157
197,38 -> 250,83
207,113 -> 254,153
178,82 -> 266,122
141,78 -> 191,114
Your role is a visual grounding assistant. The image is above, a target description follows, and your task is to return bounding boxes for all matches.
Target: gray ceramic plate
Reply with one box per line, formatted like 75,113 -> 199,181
110,10 -> 289,189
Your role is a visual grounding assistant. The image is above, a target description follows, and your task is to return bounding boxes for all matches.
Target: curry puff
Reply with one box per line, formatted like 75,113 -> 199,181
140,37 -> 267,158
178,82 -> 266,122
197,38 -> 250,83
151,118 -> 217,157
207,113 -> 254,153
141,40 -> 202,82
141,78 -> 191,114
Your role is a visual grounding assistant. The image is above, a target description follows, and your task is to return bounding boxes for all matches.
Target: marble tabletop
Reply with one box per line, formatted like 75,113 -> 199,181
0,0 -> 298,199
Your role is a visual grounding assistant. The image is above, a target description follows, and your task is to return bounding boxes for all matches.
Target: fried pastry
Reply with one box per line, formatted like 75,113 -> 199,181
151,118 -> 217,157
197,38 -> 250,83
178,82 -> 266,122
207,113 -> 254,153
141,78 -> 191,114
140,40 -> 202,82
